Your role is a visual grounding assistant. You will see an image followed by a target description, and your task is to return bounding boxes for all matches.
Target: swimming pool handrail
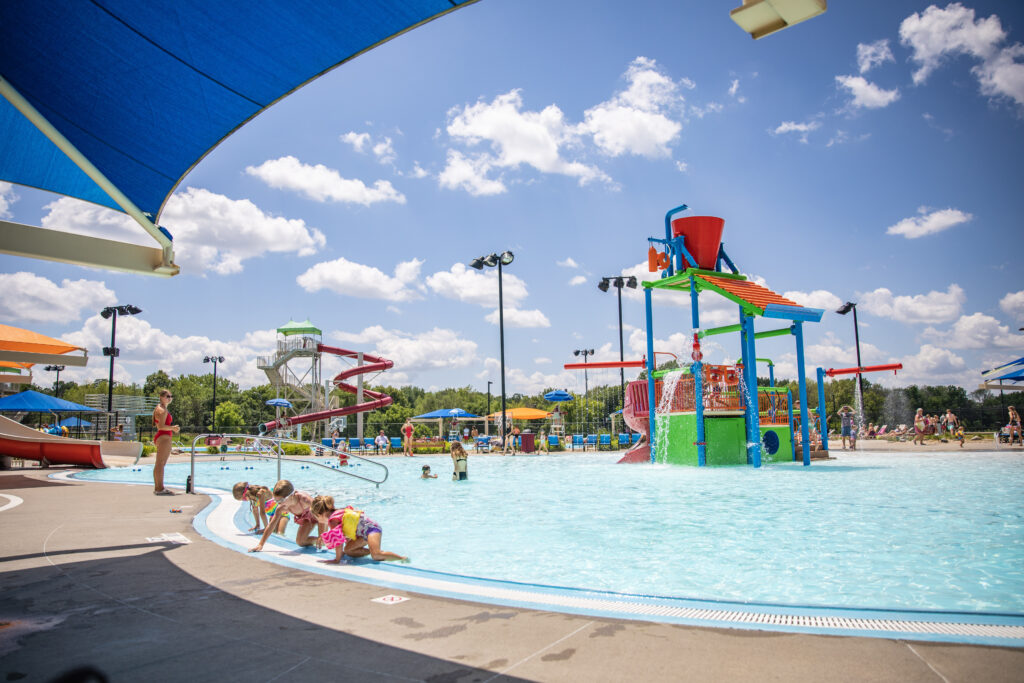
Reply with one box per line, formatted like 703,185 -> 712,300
187,433 -> 389,491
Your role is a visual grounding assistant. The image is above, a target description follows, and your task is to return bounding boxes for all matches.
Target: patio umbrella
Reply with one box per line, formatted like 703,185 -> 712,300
0,390 -> 96,413
58,417 -> 93,428
265,398 -> 293,408
544,390 -> 573,402
487,407 -> 552,421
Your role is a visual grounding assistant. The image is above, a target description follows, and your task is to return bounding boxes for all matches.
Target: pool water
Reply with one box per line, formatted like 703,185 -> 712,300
77,450 -> 1024,614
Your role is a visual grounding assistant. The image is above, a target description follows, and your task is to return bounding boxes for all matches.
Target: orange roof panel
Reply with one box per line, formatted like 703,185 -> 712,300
0,324 -> 84,356
696,275 -> 801,311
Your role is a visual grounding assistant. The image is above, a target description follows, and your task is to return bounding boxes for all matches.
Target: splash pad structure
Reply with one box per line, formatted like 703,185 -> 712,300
642,205 -> 825,467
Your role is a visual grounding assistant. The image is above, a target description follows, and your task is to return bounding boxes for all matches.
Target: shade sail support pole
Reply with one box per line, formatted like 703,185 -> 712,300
0,75 -> 178,275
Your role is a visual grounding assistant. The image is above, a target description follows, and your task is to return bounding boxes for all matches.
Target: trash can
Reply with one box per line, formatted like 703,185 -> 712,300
521,432 -> 535,453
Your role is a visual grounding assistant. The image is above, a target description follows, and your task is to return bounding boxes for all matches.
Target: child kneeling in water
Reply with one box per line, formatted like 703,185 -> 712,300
233,481 -> 289,535
250,480 -> 320,553
310,495 -> 407,564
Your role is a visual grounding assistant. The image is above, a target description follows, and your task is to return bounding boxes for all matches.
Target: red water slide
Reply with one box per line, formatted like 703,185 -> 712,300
0,415 -> 106,468
618,380 -> 652,463
259,345 -> 392,433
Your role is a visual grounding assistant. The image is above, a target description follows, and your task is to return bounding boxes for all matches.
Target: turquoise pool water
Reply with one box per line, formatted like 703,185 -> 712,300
77,450 -> 1024,614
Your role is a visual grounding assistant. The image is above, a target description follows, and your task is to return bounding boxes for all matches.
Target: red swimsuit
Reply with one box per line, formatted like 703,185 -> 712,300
154,409 -> 174,440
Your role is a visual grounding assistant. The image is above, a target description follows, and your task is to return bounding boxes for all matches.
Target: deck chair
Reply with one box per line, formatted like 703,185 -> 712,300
571,434 -> 584,451
599,434 -> 611,450
876,425 -> 888,437
390,437 -> 402,450
618,433 -> 629,448
548,435 -> 560,449
475,436 -> 491,452
586,434 -> 598,450
631,433 -> 641,444
348,437 -> 362,452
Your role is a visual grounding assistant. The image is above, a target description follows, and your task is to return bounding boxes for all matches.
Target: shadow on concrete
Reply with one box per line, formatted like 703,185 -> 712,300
1,545 -> 526,682
0,474 -> 76,490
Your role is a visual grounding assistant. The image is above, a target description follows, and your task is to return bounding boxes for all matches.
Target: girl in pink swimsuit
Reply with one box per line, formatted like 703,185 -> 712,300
249,479 -> 321,553
152,388 -> 179,495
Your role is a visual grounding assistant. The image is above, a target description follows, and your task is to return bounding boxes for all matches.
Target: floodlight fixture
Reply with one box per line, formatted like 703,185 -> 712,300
836,301 -> 855,315
598,278 -> 610,293
499,251 -> 514,266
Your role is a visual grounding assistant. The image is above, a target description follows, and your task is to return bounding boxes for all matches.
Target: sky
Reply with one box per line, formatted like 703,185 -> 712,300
1,0 -> 1023,400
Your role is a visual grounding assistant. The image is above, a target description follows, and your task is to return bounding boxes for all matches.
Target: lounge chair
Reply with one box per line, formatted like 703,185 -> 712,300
548,435 -> 560,449
631,433 -> 641,444
876,425 -> 888,437
586,434 -> 598,450
475,436 -> 491,452
570,434 -> 584,451
348,437 -> 362,452
598,434 -> 611,450
390,436 -> 402,450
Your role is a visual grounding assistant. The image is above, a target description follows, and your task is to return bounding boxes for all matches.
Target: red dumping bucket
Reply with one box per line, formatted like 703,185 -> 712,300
671,216 -> 725,271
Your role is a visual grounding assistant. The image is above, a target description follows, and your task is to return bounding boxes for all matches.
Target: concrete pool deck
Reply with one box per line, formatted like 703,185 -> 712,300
2,465 -> 1023,682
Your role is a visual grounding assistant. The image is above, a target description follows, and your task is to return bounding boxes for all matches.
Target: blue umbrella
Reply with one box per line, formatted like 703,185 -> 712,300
0,390 -> 97,413
413,408 -> 479,419
58,417 -> 93,428
544,390 -> 573,402
265,398 -> 293,408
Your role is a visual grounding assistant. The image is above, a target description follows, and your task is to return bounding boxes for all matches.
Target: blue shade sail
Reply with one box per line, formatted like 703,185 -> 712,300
0,0 -> 477,221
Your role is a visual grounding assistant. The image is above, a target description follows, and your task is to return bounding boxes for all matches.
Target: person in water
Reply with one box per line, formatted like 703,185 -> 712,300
450,441 -> 468,481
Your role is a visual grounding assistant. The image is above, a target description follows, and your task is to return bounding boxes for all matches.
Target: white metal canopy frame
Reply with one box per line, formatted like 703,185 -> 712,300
0,0 -> 478,277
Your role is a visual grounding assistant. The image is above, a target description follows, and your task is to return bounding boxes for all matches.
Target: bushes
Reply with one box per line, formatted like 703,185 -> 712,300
141,443 -> 156,457
282,443 -> 311,456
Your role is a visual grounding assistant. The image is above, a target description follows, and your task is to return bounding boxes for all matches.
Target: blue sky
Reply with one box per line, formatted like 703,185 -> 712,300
1,0 -> 1022,397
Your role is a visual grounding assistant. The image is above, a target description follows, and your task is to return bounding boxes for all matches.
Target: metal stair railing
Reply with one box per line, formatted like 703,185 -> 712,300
188,433 -> 388,492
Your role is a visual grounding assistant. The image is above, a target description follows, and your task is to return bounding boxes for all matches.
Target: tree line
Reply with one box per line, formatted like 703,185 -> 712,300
30,366 -> 1022,438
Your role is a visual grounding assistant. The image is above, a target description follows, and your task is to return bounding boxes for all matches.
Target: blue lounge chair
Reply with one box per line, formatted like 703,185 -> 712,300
476,436 -> 491,452
618,433 -> 629,448
599,434 -> 611,450
390,436 -> 402,450
363,438 -> 374,451
571,434 -> 584,451
586,434 -> 598,450
631,433 -> 641,444
348,437 -> 362,452
548,435 -> 560,449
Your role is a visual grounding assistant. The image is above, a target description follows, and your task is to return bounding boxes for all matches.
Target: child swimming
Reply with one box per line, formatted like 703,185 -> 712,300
233,481 -> 289,534
249,479 -> 320,553
310,495 -> 407,564
421,465 -> 437,479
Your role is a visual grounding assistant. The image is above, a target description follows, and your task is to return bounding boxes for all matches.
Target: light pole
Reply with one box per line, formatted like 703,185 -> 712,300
44,364 -> 65,397
573,348 -> 595,431
598,276 -> 638,410
836,301 -> 863,432
470,251 -> 514,443
486,380 -> 493,434
204,355 -> 225,432
100,305 -> 142,412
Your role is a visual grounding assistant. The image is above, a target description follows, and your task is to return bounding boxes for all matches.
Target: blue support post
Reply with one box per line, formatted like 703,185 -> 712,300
769,363 -> 775,388
739,309 -> 762,467
663,204 -> 688,278
816,367 -> 829,456
787,388 -> 795,461
645,287 -> 657,464
794,322 -> 811,466
690,275 -> 705,465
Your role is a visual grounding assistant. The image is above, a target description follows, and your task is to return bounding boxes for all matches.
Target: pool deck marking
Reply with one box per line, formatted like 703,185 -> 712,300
0,493 -> 24,512
63,471 -> 1024,647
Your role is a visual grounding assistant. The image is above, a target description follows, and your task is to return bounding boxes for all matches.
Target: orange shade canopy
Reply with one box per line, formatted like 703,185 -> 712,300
0,324 -> 85,369
487,407 -> 552,420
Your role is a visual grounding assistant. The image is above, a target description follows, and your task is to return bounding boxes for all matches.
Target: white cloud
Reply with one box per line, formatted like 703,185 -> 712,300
41,189 -> 327,275
782,289 -> 842,311
835,75 -> 901,109
675,160 -> 689,173
425,263 -> 529,308
826,130 -> 871,147
923,313 -> 1021,349
0,272 -> 116,324
484,307 -> 551,328
922,112 -> 954,139
245,156 -> 405,206
329,325 -> 478,381
898,344 -> 968,383
728,79 -> 740,97
410,163 -> 429,179
569,275 -> 587,286
296,257 -> 425,302
857,39 -> 895,73
441,91 -> 609,195
59,316 -> 275,389
437,150 -> 508,196
689,102 -> 724,118
771,120 -> 821,143
0,182 -> 19,218
557,257 -> 579,268
885,206 -> 972,239
999,290 -> 1024,321
900,3 -> 1024,110
340,131 -> 370,153
581,57 -> 684,158
800,331 -> 885,368
373,137 -> 396,165
858,284 -> 965,324
534,357 -> 551,365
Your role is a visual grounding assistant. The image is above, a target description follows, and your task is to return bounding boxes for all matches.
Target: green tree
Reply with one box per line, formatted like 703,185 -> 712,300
214,401 -> 245,430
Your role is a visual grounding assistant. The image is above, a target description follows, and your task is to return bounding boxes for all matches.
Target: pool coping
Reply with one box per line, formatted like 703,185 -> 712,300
61,470 -> 1024,648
